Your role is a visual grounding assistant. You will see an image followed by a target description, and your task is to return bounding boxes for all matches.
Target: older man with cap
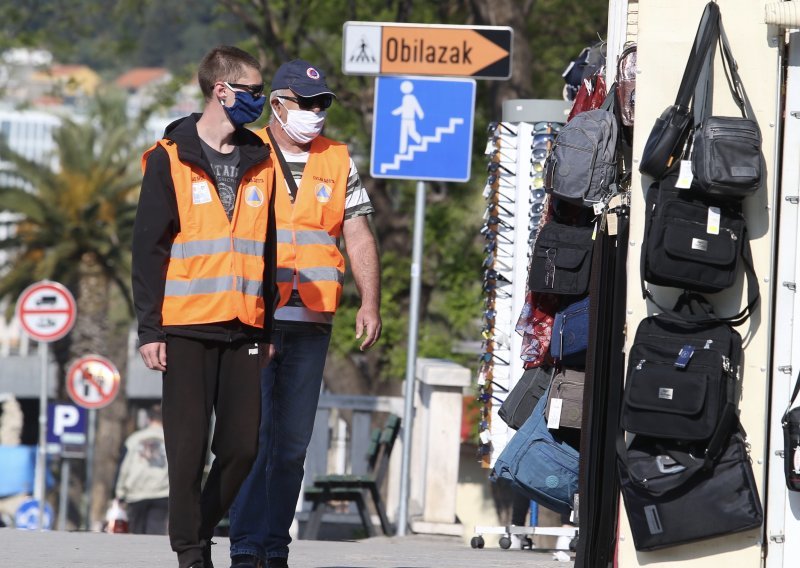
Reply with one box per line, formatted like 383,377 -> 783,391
227,59 -> 381,568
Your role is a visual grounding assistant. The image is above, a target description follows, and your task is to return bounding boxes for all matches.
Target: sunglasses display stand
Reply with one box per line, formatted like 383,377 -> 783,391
476,103 -> 576,552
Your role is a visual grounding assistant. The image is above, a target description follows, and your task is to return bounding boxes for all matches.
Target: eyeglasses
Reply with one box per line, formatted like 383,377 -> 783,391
530,176 -> 545,190
530,160 -> 544,173
482,226 -> 514,245
530,187 -> 546,201
487,121 -> 518,136
486,174 -> 515,189
276,93 -> 333,110
225,82 -> 265,98
532,148 -> 549,160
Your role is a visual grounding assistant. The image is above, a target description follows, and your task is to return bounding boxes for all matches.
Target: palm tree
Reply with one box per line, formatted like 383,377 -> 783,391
0,89 -> 146,528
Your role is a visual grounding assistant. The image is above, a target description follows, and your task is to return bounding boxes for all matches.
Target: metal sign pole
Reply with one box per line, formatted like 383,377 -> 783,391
33,342 -> 49,530
397,180 -> 426,537
83,409 -> 97,530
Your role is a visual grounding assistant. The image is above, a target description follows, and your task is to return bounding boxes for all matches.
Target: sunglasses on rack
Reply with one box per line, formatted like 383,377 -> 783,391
487,121 -> 518,136
483,252 -> 513,271
487,162 -> 516,176
484,268 -> 512,284
482,282 -> 512,298
533,121 -> 563,134
532,148 -> 549,160
484,215 -> 514,230
482,228 -> 514,246
489,147 -> 517,163
484,201 -> 514,218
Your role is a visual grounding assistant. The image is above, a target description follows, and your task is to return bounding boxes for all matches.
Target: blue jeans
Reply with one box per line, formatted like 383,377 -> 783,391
229,328 -> 330,562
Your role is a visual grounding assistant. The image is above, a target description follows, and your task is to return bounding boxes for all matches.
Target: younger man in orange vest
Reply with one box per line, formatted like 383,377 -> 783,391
228,60 -> 381,568
132,45 -> 277,568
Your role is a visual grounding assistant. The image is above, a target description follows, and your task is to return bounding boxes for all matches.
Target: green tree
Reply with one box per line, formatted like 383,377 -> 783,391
0,89 -> 145,526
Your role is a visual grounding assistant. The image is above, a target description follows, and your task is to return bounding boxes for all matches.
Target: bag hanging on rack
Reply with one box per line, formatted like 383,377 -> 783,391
621,299 -> 742,459
550,296 -> 590,365
641,175 -> 759,326
618,428 -> 763,551
529,221 -> 594,296
639,2 -> 720,179
498,367 -> 554,430
545,368 -> 586,430
491,386 -> 579,515
782,372 -> 800,491
545,86 -> 619,207
690,21 -> 763,198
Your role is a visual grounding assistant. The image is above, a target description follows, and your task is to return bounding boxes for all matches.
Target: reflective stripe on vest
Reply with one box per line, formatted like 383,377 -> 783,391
142,139 -> 273,327
262,131 -> 349,313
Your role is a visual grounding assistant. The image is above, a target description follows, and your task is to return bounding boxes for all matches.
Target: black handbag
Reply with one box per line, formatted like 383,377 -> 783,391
618,428 -> 763,551
690,22 -> 763,197
498,367 -> 554,430
639,3 -> 720,179
641,175 -> 759,326
621,301 -> 741,458
782,372 -> 800,491
529,221 -> 594,296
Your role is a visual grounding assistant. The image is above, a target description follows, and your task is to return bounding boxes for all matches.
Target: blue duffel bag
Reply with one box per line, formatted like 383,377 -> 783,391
490,386 -> 579,515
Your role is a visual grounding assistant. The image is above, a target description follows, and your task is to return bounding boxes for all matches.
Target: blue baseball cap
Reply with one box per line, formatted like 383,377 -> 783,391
271,59 -> 336,98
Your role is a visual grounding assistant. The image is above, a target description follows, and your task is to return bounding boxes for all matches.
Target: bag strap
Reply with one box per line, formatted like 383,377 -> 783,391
783,371 -> 800,420
695,17 -> 757,123
616,433 -> 704,496
265,126 -> 300,199
674,2 -> 721,109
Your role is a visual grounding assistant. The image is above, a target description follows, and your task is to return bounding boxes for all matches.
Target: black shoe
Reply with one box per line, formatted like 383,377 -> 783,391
230,555 -> 262,568
267,558 -> 288,568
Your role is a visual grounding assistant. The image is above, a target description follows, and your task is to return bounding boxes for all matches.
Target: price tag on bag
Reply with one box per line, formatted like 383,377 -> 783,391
676,160 -> 694,189
548,398 -> 563,430
707,206 -> 721,235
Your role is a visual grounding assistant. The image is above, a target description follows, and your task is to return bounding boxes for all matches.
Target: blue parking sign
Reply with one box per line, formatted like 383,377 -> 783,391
370,76 -> 475,182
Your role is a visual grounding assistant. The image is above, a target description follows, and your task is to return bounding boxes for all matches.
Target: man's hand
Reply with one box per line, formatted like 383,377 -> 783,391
356,305 -> 382,351
260,343 -> 276,369
139,342 -> 167,371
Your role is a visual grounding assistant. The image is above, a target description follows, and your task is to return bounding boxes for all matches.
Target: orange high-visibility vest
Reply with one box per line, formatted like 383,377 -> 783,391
258,131 -> 348,313
141,139 -> 274,327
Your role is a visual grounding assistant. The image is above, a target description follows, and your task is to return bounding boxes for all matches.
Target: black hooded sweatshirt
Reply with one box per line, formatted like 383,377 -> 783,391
132,114 -> 278,346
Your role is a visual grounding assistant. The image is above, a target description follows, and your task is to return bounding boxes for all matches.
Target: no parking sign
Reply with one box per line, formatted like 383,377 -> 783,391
66,355 -> 121,410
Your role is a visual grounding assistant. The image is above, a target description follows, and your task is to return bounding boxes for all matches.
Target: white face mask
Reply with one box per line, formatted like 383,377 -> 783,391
276,101 -> 326,144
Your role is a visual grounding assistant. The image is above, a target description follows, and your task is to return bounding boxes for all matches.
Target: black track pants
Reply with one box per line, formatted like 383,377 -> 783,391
161,336 -> 262,568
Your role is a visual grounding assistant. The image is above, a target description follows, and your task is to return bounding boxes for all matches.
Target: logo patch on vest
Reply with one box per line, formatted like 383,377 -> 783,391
192,181 -> 212,205
315,183 -> 332,203
244,186 -> 264,207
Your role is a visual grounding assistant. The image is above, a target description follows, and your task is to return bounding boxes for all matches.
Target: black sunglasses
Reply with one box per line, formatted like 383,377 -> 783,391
487,121 -> 518,136
226,82 -> 265,98
277,94 -> 333,110
487,162 -> 516,176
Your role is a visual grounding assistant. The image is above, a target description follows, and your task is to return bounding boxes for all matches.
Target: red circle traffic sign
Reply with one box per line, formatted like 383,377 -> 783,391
16,281 -> 76,343
66,355 -> 120,410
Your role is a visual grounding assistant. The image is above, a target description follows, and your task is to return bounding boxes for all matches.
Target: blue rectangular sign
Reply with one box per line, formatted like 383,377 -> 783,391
370,76 -> 475,182
46,402 -> 87,445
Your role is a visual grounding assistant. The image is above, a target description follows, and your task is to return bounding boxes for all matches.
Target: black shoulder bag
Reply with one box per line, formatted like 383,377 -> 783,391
783,372 -> 800,491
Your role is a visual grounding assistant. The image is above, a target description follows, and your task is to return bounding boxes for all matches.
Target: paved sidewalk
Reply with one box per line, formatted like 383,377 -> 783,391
0,529 -> 573,568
